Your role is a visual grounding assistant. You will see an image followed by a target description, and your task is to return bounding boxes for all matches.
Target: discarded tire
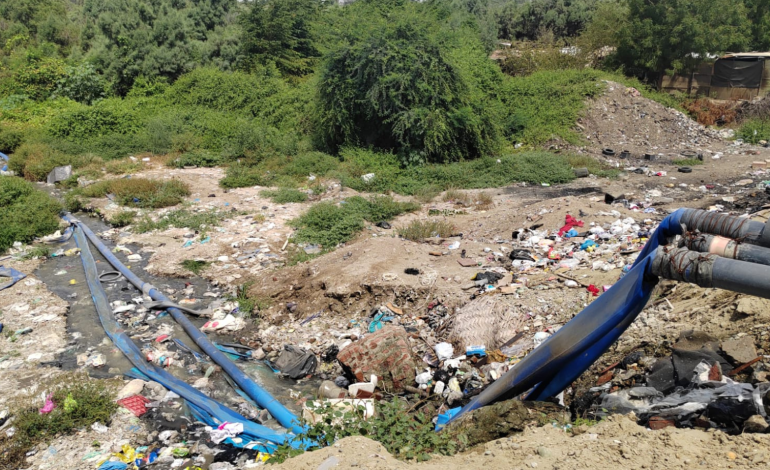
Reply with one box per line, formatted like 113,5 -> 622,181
681,150 -> 697,159
602,148 -> 616,156
678,167 -> 693,173
619,150 -> 630,159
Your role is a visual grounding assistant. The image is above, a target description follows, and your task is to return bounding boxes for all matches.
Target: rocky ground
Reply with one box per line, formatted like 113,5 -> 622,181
3,86 -> 770,469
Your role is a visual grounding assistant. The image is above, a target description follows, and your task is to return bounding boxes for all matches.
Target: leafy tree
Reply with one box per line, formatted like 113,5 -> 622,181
0,0 -> 81,58
53,63 -> 105,104
577,0 -> 628,53
616,0 -> 752,79
239,0 -> 322,77
496,0 -> 602,41
442,0 -> 500,52
4,50 -> 66,100
745,0 -> 770,51
81,0 -> 242,94
317,2 -> 505,165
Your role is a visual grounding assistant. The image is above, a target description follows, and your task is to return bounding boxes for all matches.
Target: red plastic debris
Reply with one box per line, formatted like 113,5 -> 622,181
587,284 -> 600,296
117,395 -> 151,417
558,214 -> 584,236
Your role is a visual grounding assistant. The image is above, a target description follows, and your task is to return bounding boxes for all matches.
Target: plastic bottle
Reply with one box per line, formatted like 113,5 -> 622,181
319,380 -> 347,399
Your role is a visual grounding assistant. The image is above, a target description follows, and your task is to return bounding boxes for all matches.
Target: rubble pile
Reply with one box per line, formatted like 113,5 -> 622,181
578,81 -> 724,156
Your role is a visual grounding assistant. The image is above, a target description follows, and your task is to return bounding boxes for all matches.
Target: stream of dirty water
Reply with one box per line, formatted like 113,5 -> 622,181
33,202 -> 315,431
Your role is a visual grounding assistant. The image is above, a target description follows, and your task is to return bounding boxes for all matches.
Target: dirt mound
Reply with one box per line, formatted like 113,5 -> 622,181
577,81 -> 724,159
272,414 -> 770,469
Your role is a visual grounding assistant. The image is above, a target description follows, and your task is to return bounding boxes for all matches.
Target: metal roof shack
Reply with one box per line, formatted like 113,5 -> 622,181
661,52 -> 770,100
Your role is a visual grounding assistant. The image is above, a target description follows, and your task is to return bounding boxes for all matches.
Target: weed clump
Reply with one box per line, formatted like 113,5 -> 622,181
181,259 -> 210,275
75,178 -> 190,209
0,375 -> 118,469
269,399 -> 463,464
737,119 -> 770,144
231,282 -> 269,319
260,188 -> 308,204
564,154 -> 620,178
413,186 -> 440,204
107,210 -> 136,227
0,177 -> 62,252
398,220 -> 455,241
20,245 -> 51,259
8,143 -> 93,182
475,192 -> 494,210
169,150 -> 223,168
290,196 -> 419,250
673,158 -> 703,166
133,207 -> 236,233
442,188 -> 471,205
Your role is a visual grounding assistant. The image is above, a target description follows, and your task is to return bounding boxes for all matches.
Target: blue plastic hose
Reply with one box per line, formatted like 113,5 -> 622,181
70,221 -> 294,450
441,209 -> 686,425
63,214 -> 306,436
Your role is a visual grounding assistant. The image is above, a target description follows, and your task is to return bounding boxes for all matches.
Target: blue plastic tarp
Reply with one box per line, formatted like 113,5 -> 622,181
440,209 -> 686,427
0,266 -> 26,291
0,151 -> 8,172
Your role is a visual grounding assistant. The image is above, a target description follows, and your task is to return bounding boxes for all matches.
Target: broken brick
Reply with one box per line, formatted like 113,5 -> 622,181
648,416 -> 676,430
596,370 -> 614,386
337,326 -> 416,392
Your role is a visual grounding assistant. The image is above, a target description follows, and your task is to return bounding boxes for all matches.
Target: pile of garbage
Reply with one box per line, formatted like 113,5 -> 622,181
275,203 -> 770,438
262,209 -> 671,420
89,379 -> 272,470
586,330 -> 769,434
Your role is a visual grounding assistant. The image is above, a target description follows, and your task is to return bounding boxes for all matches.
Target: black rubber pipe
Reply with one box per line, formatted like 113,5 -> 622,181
685,233 -> 770,267
652,246 -> 770,300
679,209 -> 769,248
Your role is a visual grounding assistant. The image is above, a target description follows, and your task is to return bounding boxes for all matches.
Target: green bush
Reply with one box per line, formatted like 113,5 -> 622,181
290,196 -> 419,249
76,178 -> 190,209
11,55 -> 66,101
8,142 -> 92,181
260,188 -> 308,204
221,148 -> 578,194
106,210 -> 136,227
317,2 -> 505,164
0,126 -> 24,154
219,122 -> 303,161
166,67 -> 287,115
502,69 -> 606,145
169,150 -> 223,168
220,162 -> 273,188
52,63 -> 105,105
48,101 -> 139,140
738,119 -> 770,144
0,176 -> 62,252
